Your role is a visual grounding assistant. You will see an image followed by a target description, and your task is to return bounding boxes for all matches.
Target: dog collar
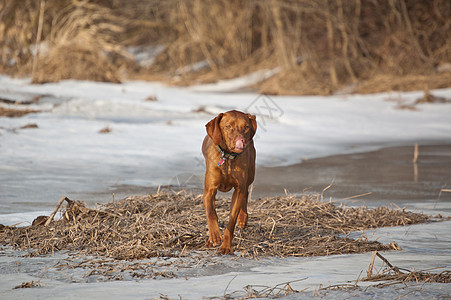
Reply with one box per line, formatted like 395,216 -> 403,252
217,145 -> 241,166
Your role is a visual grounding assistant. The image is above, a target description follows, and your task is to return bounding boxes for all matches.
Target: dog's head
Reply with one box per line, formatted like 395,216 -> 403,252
206,110 -> 257,153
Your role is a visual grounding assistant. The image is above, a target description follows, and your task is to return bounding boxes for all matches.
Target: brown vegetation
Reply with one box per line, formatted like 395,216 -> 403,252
0,106 -> 40,117
363,251 -> 451,285
0,191 -> 430,260
0,0 -> 450,94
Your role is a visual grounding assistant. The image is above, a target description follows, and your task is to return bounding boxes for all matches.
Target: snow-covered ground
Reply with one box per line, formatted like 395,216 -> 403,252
1,75 -> 451,299
1,74 -> 450,216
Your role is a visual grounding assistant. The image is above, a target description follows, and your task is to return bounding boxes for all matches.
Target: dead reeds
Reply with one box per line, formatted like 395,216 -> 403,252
220,278 -> 307,299
0,191 -> 430,260
0,106 -> 40,117
363,251 -> 451,285
0,0 -> 449,94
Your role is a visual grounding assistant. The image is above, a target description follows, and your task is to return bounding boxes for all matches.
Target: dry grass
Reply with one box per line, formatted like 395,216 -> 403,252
0,106 -> 40,117
365,269 -> 451,285
221,278 -> 307,299
0,0 -> 450,94
0,0 -> 127,82
0,191 -> 430,260
362,251 -> 451,285
352,73 -> 451,95
13,280 -> 41,290
31,44 -> 121,84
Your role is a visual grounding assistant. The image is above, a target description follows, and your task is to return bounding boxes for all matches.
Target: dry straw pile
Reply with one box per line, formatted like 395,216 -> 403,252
0,191 -> 430,260
0,0 -> 450,94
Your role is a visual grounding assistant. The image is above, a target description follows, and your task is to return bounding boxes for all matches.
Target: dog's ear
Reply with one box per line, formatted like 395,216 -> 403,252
248,114 -> 257,137
206,113 -> 224,145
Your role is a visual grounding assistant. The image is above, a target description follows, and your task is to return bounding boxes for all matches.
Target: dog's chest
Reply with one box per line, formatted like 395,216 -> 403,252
218,158 -> 247,184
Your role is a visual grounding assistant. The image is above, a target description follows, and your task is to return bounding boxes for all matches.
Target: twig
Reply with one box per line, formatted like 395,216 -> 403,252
268,217 -> 276,238
341,192 -> 372,201
375,251 -> 398,272
223,275 -> 237,297
434,185 -> 450,209
45,196 -> 69,226
31,0 -> 46,79
367,251 -> 377,277
412,143 -> 419,163
354,270 -> 363,287
320,179 -> 335,201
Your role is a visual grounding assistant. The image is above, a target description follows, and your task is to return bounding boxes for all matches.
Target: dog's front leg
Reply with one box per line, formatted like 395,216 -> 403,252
219,187 -> 248,255
237,189 -> 248,229
203,187 -> 222,247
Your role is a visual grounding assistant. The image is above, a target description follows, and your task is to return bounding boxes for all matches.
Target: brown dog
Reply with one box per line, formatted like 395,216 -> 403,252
202,110 -> 257,254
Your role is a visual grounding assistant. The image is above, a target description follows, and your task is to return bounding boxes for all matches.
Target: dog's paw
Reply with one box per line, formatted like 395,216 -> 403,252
205,238 -> 220,248
206,231 -> 222,247
218,243 -> 234,255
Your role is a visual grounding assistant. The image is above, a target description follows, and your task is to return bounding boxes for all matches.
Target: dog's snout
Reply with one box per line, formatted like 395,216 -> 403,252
235,137 -> 245,150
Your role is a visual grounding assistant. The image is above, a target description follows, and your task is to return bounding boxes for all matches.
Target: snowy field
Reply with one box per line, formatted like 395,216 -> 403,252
1,74 -> 451,298
1,74 -> 450,216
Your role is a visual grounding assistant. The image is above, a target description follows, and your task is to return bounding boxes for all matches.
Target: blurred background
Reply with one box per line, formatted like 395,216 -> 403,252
1,0 -> 450,94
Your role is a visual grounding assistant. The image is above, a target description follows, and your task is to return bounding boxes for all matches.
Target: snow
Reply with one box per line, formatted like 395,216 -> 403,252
1,75 -> 451,215
188,68 -> 281,92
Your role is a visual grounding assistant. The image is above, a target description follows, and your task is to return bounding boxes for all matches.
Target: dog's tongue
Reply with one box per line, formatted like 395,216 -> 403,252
235,139 -> 244,150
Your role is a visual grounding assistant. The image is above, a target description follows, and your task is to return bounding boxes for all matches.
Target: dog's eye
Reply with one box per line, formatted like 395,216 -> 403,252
225,125 -> 231,129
